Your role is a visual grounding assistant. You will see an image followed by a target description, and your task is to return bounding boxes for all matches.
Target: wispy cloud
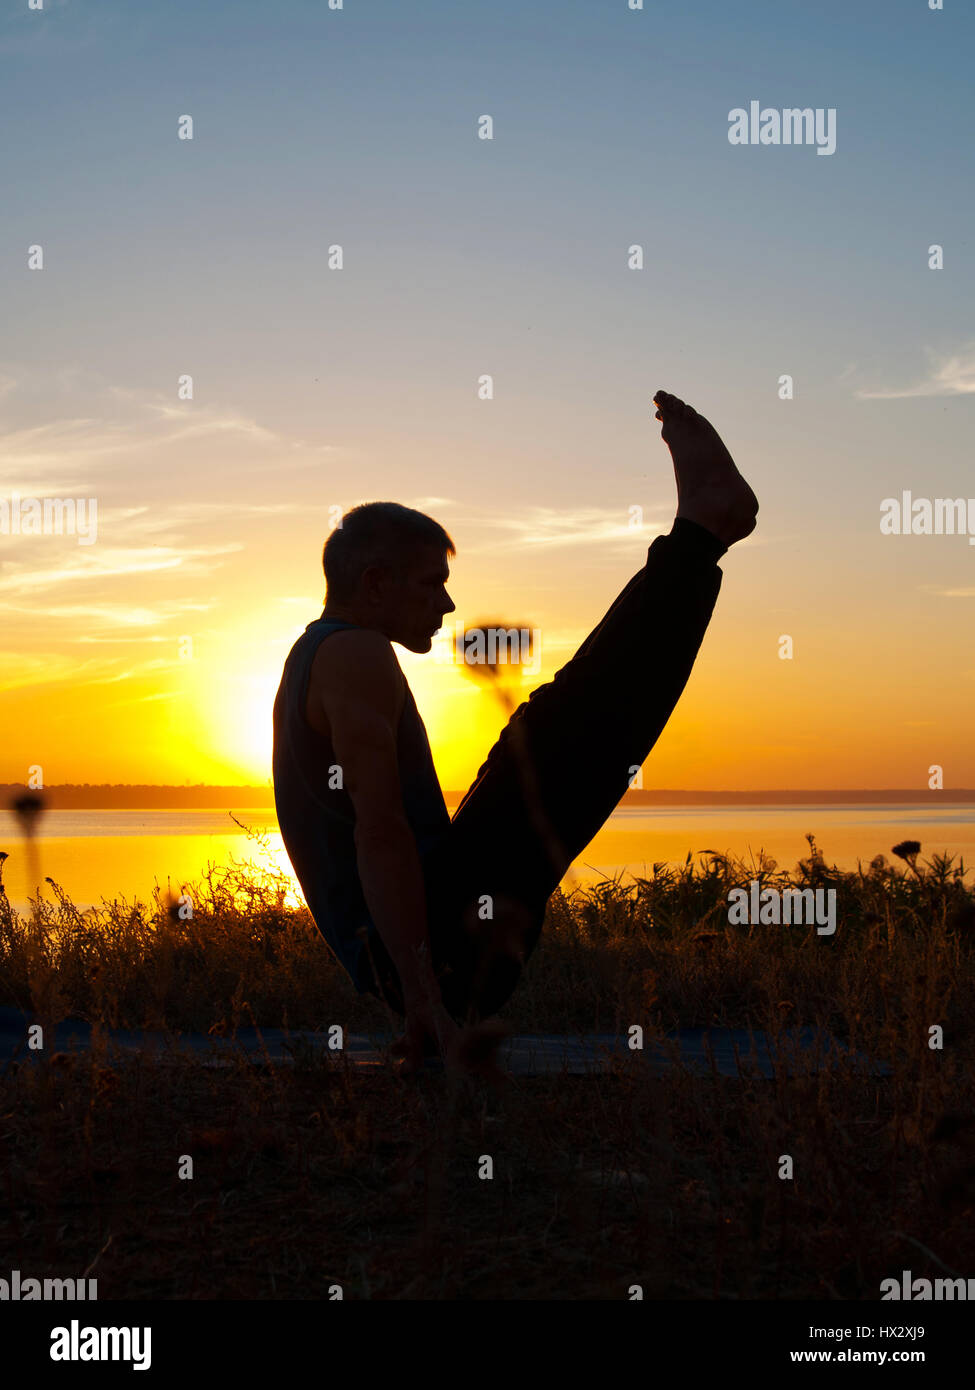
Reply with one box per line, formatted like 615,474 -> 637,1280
464,504 -> 673,552
87,660 -> 177,685
0,375 -> 338,494
0,597 -> 211,630
38,604 -> 198,628
856,345 -> 975,400
0,543 -> 242,595
124,397 -> 282,446
72,633 -> 194,645
90,501 -> 311,540
99,689 -> 182,712
0,649 -> 106,695
0,418 -> 147,486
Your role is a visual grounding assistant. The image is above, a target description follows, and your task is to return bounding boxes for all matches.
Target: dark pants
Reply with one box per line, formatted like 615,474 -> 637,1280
368,521 -> 725,1024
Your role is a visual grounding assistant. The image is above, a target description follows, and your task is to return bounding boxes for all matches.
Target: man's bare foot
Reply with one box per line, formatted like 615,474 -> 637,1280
652,389 -> 758,547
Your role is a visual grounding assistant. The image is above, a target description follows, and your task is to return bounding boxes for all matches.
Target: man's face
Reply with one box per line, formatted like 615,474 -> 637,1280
380,544 -> 456,653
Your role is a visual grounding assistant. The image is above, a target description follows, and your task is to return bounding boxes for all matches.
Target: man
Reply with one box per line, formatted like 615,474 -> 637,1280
272,389 -> 758,1076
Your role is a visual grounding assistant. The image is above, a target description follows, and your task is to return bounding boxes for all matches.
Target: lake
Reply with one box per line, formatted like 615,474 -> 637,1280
1,803 -> 972,915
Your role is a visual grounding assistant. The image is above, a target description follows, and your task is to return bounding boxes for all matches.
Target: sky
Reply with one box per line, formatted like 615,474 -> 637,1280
1,0 -> 973,793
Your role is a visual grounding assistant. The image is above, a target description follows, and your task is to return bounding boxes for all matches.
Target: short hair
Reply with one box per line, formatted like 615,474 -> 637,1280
322,502 -> 455,604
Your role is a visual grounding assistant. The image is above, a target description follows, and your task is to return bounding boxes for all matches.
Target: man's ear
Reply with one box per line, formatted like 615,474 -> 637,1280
359,565 -> 383,605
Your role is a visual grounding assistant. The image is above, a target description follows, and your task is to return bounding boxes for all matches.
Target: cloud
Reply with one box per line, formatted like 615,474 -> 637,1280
856,345 -> 975,400
0,375 -> 338,495
0,596 -> 212,634
86,661 -> 176,685
90,501 -> 311,540
129,397 -> 282,446
99,690 -> 182,712
464,504 -> 673,552
0,648 -> 105,695
42,604 -> 203,628
72,633 -> 190,644
0,418 -> 144,486
0,543 -> 242,595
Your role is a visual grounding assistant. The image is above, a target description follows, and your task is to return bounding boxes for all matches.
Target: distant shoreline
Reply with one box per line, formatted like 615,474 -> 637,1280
3,784 -> 973,810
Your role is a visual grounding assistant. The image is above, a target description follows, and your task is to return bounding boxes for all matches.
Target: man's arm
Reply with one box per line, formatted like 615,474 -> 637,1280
318,629 -> 442,1013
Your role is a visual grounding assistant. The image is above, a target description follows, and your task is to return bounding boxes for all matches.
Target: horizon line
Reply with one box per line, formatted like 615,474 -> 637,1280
3,782 -> 973,799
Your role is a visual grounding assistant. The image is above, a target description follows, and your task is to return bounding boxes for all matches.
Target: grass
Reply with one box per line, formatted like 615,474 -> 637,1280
1,832 -> 973,1299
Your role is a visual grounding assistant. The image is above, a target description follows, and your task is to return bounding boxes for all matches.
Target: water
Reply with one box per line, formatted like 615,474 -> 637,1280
1,803 -> 972,915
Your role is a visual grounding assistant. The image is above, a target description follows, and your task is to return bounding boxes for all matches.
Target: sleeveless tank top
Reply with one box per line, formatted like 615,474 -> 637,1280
272,617 -> 451,995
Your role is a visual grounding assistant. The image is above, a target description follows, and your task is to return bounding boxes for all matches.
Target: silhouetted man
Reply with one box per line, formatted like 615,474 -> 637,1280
272,390 -> 758,1075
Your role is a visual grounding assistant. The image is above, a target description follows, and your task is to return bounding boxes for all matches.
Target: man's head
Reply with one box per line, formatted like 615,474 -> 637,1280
322,502 -> 456,653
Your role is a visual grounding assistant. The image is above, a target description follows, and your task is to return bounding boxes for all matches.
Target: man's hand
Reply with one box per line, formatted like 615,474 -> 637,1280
392,1001 -> 511,1087
394,999 -> 462,1076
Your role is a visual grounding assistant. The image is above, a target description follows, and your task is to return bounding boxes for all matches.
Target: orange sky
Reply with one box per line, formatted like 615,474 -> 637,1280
2,424 -> 973,794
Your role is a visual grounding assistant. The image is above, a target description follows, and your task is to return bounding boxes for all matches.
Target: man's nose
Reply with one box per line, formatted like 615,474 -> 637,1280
443,594 -> 456,614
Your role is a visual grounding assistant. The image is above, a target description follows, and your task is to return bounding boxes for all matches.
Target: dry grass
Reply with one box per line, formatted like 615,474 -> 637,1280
1,833 -> 973,1299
